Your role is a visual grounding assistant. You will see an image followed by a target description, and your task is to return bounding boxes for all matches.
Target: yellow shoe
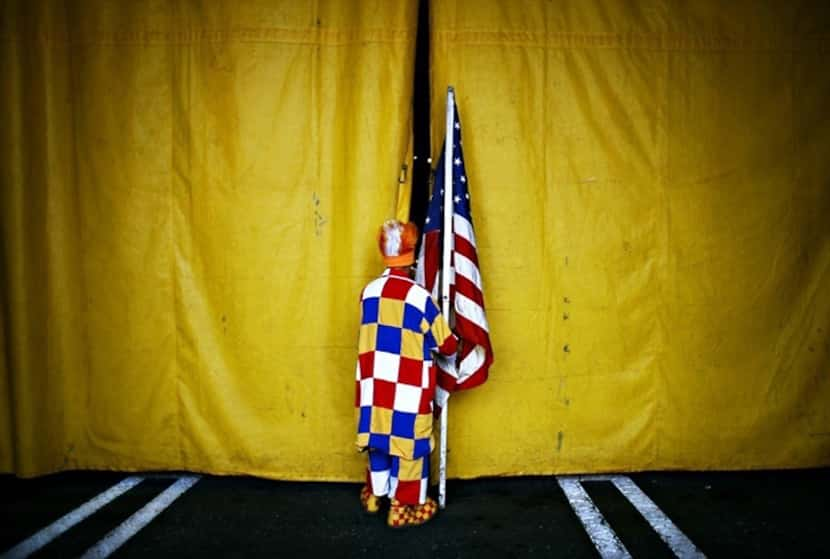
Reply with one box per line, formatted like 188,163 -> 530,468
360,484 -> 382,514
387,499 -> 412,528
409,497 -> 438,526
387,497 -> 437,528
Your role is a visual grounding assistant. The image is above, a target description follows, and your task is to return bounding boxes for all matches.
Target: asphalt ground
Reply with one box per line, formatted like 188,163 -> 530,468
1,468 -> 828,558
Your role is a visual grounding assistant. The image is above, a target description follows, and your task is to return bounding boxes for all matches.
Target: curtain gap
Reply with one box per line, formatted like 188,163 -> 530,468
409,0 -> 431,249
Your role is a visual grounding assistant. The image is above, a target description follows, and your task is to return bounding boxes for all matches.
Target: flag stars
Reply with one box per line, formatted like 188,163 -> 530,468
425,216 -> 431,224
454,121 -> 460,129
454,157 -> 462,166
454,195 -> 462,204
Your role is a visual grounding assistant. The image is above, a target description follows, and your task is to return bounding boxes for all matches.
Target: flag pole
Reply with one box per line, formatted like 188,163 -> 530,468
439,86 -> 455,510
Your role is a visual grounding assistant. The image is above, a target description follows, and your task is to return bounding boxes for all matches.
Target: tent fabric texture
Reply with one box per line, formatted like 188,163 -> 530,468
2,0 -> 829,479
1,0 -> 418,479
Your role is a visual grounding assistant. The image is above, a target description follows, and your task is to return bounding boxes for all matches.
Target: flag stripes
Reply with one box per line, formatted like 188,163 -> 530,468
415,97 -> 492,396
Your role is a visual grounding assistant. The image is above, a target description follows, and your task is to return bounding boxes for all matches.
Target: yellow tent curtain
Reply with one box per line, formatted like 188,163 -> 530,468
1,0 -> 829,479
431,0 -> 830,475
0,0 -> 417,478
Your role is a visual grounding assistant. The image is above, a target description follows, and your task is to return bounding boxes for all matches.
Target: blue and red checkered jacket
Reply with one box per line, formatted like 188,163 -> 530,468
355,268 -> 457,459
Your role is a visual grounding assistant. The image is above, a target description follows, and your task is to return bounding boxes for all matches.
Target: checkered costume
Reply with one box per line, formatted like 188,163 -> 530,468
356,267 -> 457,504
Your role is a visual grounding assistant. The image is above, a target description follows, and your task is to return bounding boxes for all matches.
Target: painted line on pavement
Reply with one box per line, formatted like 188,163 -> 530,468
611,476 -> 706,559
0,476 -> 145,559
557,477 -> 632,559
79,475 -> 201,559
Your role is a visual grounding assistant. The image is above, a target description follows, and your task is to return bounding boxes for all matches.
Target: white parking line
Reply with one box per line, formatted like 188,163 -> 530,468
0,476 -> 144,559
611,476 -> 706,559
557,477 -> 633,559
79,475 -> 200,559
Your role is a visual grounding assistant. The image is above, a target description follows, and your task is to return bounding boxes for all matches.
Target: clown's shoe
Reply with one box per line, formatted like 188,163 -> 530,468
387,497 -> 437,528
360,484 -> 383,514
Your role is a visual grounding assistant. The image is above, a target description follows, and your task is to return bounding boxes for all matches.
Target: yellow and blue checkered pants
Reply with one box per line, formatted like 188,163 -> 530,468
366,449 -> 429,505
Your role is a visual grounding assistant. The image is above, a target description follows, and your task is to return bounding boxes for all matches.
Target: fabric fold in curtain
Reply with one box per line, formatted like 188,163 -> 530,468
1,0 -> 417,478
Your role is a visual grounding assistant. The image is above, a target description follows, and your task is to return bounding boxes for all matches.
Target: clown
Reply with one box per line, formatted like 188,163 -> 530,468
355,219 -> 457,527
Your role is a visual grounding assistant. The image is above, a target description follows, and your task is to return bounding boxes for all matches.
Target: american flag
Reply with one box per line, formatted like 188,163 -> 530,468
415,105 -> 493,406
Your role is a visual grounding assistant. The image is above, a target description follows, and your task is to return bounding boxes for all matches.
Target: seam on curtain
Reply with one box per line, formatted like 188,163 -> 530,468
63,2 -> 94,473
432,30 -> 829,52
169,3 -> 186,470
0,27 -> 415,46
654,40 -> 671,469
